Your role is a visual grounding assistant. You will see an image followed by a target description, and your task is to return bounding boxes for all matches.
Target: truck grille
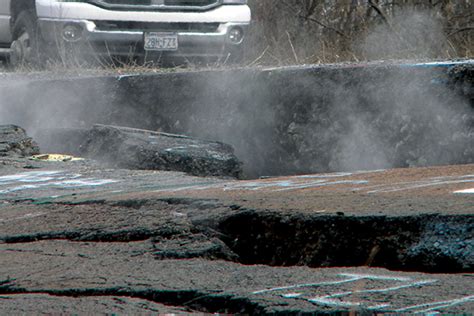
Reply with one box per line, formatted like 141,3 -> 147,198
95,21 -> 220,33
91,0 -> 222,11
164,0 -> 218,5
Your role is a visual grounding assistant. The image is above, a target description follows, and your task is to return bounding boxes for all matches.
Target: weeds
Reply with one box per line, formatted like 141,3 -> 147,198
245,0 -> 473,65
3,0 -> 471,71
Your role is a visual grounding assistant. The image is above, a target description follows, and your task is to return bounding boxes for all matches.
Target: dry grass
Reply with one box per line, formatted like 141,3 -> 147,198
5,0 -> 471,72
245,0 -> 473,66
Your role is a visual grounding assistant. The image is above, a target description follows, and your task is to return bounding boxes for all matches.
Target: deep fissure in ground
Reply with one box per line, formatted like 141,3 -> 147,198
0,287 -> 266,315
2,199 -> 472,273
217,210 -> 473,273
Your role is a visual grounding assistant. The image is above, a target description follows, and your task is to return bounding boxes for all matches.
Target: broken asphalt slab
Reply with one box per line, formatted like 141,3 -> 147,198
0,160 -> 473,313
80,124 -> 242,178
1,123 -> 243,178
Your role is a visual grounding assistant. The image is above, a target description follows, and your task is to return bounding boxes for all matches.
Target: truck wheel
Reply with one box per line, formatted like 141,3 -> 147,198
10,10 -> 43,68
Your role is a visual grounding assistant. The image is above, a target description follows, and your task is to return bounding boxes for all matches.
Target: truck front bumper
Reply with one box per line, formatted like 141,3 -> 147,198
35,1 -> 251,60
38,18 -> 248,59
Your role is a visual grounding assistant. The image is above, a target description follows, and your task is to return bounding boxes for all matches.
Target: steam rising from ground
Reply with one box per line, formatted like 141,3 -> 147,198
0,9 -> 472,177
0,76 -> 115,136
331,9 -> 472,171
328,69 -> 471,172
359,9 -> 450,60
0,62 -> 472,178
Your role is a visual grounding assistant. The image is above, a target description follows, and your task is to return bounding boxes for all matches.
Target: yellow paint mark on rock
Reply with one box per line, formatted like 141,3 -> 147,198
29,154 -> 84,162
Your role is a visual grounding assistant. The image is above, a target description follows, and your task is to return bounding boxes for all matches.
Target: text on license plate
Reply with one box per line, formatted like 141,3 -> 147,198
144,32 -> 178,51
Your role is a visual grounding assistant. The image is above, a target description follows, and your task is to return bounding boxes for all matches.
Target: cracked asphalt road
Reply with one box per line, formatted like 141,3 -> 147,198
0,159 -> 473,314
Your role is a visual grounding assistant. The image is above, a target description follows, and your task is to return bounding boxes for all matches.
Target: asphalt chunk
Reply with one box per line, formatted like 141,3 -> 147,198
80,124 -> 242,178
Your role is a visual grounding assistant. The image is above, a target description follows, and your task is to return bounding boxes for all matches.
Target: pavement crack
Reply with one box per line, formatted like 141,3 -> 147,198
218,210 -> 474,273
2,195 -> 472,272
0,288 -> 263,314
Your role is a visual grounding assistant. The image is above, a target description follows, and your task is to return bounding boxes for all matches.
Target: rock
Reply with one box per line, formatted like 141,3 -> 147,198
80,124 -> 242,178
0,125 -> 40,158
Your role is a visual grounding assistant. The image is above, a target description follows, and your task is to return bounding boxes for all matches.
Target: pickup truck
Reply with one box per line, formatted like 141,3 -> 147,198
0,0 -> 251,66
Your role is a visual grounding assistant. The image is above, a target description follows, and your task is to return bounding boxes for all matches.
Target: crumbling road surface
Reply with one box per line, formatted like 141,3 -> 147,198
81,124 -> 242,178
1,156 -> 473,314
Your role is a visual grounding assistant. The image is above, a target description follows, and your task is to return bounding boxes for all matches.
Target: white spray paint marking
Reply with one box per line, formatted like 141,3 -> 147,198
254,273 -> 416,295
50,179 -> 118,187
411,60 -> 474,66
148,177 -> 369,194
0,185 -> 41,193
220,170 -> 370,193
0,180 -> 118,194
224,178 -> 369,193
172,212 -> 186,217
309,279 -> 437,308
356,279 -> 437,293
0,171 -> 63,185
309,297 -> 365,308
224,180 -> 299,191
339,273 -> 411,282
142,171 -> 472,195
296,172 -> 353,179
454,188 -> 474,194
347,174 -> 474,194
431,175 -> 474,180
367,304 -> 392,310
251,273 -> 474,313
308,297 -> 390,310
282,293 -> 303,298
0,171 -> 118,196
351,179 -> 434,192
395,295 -> 474,313
141,169 -> 474,195
368,179 -> 474,194
295,170 -> 385,180
275,180 -> 369,192
252,276 -> 362,295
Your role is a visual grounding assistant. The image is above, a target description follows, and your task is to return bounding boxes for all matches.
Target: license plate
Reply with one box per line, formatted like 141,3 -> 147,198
144,32 -> 178,51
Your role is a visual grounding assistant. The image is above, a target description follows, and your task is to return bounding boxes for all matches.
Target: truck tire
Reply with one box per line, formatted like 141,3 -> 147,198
10,10 -> 43,67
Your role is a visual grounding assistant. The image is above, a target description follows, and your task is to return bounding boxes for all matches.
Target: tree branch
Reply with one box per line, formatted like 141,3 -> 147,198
298,15 -> 348,38
368,0 -> 390,25
448,27 -> 474,37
